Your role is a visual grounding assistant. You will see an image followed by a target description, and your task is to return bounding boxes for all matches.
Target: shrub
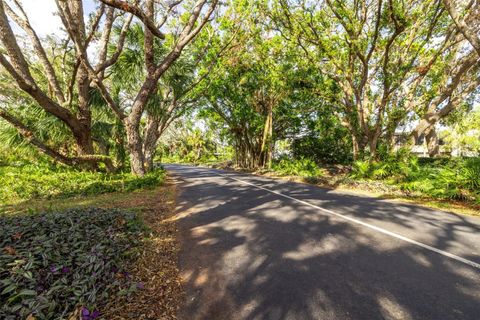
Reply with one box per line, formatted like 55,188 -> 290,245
0,208 -> 145,319
350,160 -> 372,179
291,135 -> 352,164
461,158 -> 480,190
272,158 -> 323,178
350,150 -> 419,180
349,152 -> 479,203
398,158 -> 479,201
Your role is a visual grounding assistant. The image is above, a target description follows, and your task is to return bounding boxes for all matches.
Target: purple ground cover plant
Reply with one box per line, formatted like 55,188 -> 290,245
0,208 -> 145,319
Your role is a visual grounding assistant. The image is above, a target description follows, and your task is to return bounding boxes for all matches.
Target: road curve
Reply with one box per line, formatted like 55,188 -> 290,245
167,164 -> 480,320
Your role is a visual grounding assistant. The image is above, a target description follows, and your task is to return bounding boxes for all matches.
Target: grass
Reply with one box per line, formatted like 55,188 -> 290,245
0,162 -> 165,210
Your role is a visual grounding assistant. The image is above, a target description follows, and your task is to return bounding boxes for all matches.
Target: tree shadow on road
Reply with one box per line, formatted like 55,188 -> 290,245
170,166 -> 480,320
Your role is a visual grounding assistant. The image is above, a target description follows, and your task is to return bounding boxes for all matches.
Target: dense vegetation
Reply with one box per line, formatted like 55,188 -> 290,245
351,156 -> 480,203
0,208 -> 144,319
0,161 -> 164,206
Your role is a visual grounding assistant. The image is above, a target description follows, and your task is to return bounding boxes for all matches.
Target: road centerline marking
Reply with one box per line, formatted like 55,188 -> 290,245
209,170 -> 480,270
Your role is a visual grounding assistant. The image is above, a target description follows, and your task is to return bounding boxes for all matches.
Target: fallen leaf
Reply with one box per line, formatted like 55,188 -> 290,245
12,232 -> 23,240
3,246 -> 16,256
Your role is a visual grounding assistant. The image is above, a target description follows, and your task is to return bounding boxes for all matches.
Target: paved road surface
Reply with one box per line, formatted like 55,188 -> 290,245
166,164 -> 480,320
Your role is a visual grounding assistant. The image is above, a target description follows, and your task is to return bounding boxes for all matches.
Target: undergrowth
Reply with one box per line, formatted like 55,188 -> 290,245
272,158 -> 324,178
0,207 -> 145,319
0,162 -> 164,206
350,155 -> 480,203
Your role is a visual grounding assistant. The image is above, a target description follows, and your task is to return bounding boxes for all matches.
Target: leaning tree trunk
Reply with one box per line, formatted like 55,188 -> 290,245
123,74 -> 161,176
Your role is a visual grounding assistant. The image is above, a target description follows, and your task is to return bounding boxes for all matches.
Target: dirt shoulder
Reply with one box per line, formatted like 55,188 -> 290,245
101,178 -> 183,319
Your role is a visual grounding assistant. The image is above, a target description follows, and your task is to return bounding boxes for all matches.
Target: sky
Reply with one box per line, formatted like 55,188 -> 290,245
15,0 -> 97,36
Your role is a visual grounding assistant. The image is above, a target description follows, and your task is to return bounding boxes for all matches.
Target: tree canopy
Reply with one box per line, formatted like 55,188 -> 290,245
0,0 -> 479,173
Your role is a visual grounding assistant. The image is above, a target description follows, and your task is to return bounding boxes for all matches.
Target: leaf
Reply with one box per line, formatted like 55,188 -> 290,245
0,207 -> 146,317
12,232 -> 23,240
1,284 -> 17,295
3,246 -> 17,256
18,289 -> 37,296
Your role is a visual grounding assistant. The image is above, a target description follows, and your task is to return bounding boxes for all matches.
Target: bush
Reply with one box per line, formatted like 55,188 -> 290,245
350,160 -> 373,179
291,135 -> 352,164
461,158 -> 480,190
350,153 -> 480,202
350,150 -> 419,180
0,163 -> 165,205
272,158 -> 324,178
0,208 -> 145,319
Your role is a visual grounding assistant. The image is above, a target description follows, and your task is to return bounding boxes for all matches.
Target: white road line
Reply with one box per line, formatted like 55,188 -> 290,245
210,170 -> 480,270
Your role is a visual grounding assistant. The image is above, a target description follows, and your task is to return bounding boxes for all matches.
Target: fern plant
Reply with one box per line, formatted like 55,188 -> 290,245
350,160 -> 372,179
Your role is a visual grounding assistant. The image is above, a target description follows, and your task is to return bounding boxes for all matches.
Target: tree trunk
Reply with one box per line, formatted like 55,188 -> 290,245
143,116 -> 160,172
352,134 -> 361,160
144,149 -> 156,172
74,62 -> 97,170
369,133 -> 380,160
125,121 -> 146,176
260,105 -> 273,168
425,126 -> 440,157
73,129 -> 95,156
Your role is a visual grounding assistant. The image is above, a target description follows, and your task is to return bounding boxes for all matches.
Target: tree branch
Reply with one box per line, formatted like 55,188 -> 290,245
0,108 -> 73,166
443,0 -> 480,57
5,0 -> 65,103
99,0 -> 165,39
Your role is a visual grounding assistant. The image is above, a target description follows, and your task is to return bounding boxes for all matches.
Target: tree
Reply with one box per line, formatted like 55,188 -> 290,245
409,40 -> 480,156
440,107 -> 480,156
0,0 -> 114,170
200,1 -> 300,169
270,0 -> 470,159
0,0 -> 218,175
62,0 -> 218,175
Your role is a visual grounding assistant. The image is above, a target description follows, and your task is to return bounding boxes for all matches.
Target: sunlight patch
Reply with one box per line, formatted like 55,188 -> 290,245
283,236 -> 348,261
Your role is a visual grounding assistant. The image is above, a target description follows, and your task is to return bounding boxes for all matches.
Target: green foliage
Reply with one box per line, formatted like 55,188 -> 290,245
440,108 -> 480,155
350,153 -> 480,202
0,162 -> 164,205
272,158 -> 324,178
0,207 -> 145,319
351,160 -> 374,179
462,158 -> 480,190
198,2 -> 308,169
290,108 -> 353,164
350,149 -> 418,179
159,120 -> 227,164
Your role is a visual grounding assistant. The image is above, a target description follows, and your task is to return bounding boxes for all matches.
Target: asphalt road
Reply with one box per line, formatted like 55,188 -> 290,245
166,164 -> 480,320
